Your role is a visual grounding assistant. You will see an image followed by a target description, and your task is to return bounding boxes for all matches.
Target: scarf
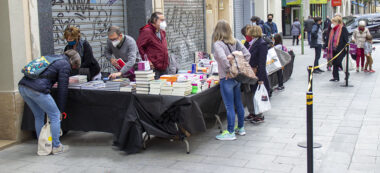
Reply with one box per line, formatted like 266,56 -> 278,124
327,24 -> 343,59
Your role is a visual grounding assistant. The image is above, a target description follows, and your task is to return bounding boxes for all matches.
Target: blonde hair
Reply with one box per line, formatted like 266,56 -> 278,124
212,20 -> 236,45
246,25 -> 263,38
332,16 -> 343,24
64,26 -> 81,40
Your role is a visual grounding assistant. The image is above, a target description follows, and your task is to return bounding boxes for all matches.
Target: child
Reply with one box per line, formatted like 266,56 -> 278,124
273,34 -> 287,90
364,35 -> 375,73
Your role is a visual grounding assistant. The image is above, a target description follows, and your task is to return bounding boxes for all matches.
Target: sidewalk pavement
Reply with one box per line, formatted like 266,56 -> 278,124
0,39 -> 379,173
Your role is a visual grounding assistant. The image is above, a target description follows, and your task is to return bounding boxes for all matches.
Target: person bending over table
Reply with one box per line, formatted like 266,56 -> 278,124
18,50 -> 81,155
105,26 -> 139,81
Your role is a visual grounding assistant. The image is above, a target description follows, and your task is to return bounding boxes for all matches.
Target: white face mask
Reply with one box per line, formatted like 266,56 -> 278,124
331,24 -> 335,28
160,21 -> 167,30
252,22 -> 257,26
112,40 -> 121,47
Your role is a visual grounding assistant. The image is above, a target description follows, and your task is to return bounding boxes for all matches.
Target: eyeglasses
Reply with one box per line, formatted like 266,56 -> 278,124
109,37 -> 119,41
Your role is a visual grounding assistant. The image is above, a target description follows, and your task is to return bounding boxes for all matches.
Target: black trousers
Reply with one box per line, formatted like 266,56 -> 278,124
332,50 -> 346,80
292,36 -> 299,45
276,70 -> 284,87
314,44 -> 322,67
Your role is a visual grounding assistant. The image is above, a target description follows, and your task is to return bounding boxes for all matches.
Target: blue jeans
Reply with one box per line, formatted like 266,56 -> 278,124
220,79 -> 245,133
19,85 -> 61,147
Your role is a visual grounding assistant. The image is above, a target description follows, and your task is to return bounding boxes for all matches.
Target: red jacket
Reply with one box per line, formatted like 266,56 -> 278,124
137,24 -> 169,71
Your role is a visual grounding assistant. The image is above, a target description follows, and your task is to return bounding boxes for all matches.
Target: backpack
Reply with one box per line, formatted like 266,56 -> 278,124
22,55 -> 62,79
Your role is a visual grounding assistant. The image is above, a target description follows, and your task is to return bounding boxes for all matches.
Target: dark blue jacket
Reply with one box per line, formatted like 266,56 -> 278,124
310,23 -> 322,48
248,38 -> 268,81
19,55 -> 71,112
264,22 -> 278,35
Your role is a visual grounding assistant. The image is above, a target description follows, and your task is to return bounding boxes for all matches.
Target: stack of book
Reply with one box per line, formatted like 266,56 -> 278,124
68,75 -> 88,89
149,80 -> 164,95
120,86 -> 133,92
172,81 -> 192,96
80,81 -> 105,90
160,83 -> 173,95
135,70 -> 155,94
105,81 -> 120,91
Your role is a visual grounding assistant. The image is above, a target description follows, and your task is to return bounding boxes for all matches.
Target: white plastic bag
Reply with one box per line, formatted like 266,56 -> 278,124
37,118 -> 52,156
342,56 -> 356,72
254,84 -> 271,115
266,48 -> 283,75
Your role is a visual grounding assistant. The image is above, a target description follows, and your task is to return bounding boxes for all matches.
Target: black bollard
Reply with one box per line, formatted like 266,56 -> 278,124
341,46 -> 354,87
306,91 -> 314,173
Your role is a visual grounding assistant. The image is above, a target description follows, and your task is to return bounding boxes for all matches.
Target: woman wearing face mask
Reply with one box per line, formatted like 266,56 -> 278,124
352,21 -> 371,72
244,25 -> 270,123
326,16 -> 349,82
64,26 -> 101,81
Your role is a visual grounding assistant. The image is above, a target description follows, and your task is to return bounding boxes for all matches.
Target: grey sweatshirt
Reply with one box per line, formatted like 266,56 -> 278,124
364,41 -> 372,55
213,40 -> 251,79
104,35 -> 139,74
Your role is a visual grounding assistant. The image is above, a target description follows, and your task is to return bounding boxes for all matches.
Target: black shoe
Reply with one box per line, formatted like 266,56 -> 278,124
329,78 -> 339,82
276,86 -> 285,91
250,115 -> 265,124
313,70 -> 321,74
244,114 -> 255,121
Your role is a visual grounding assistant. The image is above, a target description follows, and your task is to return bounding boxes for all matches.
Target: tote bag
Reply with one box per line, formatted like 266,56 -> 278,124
37,118 -> 52,156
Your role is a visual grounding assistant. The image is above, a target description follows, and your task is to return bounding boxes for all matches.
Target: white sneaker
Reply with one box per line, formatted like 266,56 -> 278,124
52,144 -> 69,155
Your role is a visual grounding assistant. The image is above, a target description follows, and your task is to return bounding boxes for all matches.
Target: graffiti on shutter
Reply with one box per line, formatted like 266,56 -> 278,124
164,0 -> 205,70
52,0 -> 126,73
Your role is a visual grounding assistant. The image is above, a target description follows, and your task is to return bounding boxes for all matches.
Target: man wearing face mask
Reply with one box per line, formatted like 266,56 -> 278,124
264,14 -> 278,38
137,12 -> 169,79
105,26 -> 139,81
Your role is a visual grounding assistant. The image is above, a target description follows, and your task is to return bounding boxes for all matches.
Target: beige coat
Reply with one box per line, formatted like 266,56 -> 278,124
352,28 -> 371,48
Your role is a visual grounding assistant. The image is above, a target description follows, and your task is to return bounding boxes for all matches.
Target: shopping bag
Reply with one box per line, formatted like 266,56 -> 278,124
254,84 -> 271,115
342,56 -> 356,72
266,48 -> 282,75
274,48 -> 292,67
349,43 -> 357,55
37,118 -> 52,156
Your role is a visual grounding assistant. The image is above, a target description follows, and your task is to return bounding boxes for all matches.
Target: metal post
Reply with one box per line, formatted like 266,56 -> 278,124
341,46 -> 354,87
306,91 -> 313,173
301,0 -> 305,55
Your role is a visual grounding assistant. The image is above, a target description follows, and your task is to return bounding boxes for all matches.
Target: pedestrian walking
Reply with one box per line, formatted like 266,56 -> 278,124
352,20 -> 371,72
310,17 -> 325,73
244,25 -> 270,123
291,18 -> 301,46
64,26 -> 101,81
326,16 -> 349,82
213,20 -> 250,140
364,35 -> 375,73
304,16 -> 315,45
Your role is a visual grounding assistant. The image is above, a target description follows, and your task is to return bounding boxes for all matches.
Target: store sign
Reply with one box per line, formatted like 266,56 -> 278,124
310,0 -> 327,4
331,0 -> 342,7
286,0 -> 301,5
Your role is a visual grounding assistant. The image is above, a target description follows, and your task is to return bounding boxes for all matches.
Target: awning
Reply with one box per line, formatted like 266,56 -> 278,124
286,0 -> 301,5
310,0 -> 327,4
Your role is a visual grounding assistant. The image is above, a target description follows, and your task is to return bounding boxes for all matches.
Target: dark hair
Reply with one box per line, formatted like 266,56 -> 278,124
267,14 -> 273,18
274,34 -> 283,46
107,26 -> 122,36
295,18 -> 299,21
241,25 -> 249,36
251,16 -> 260,22
314,17 -> 322,23
149,12 -> 163,24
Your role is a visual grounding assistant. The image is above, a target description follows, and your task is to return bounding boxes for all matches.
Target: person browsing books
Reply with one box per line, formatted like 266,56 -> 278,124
105,26 -> 139,81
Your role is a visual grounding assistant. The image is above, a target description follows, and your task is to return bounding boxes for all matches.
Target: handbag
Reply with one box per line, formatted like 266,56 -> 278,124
349,43 -> 357,55
224,41 -> 258,84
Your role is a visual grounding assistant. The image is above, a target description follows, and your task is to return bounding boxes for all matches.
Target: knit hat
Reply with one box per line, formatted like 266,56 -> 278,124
359,21 -> 366,27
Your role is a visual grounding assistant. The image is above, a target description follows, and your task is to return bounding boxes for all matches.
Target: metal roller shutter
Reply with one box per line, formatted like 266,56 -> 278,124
234,0 -> 245,41
164,0 -> 205,69
51,0 -> 126,73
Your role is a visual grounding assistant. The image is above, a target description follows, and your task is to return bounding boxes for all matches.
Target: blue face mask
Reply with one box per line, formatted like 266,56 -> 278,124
67,40 -> 77,46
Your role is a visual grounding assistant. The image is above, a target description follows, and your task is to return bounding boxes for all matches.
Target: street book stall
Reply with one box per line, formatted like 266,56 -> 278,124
22,49 -> 295,154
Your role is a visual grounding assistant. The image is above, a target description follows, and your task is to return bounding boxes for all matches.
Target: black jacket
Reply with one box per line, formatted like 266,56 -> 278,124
304,19 -> 314,32
325,26 -> 349,64
324,18 -> 331,30
248,38 -> 268,81
310,23 -> 322,48
19,55 -> 71,112
65,39 -> 100,80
